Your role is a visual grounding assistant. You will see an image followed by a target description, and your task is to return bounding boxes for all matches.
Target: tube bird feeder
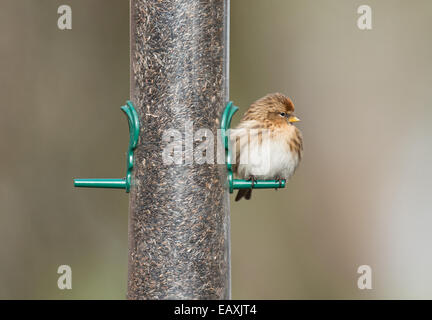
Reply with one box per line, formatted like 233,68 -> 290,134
128,0 -> 230,299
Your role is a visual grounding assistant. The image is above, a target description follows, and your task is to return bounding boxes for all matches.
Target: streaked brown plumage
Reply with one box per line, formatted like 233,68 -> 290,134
232,93 -> 303,201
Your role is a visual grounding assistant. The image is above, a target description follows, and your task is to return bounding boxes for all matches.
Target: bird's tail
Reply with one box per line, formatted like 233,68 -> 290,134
235,189 -> 252,201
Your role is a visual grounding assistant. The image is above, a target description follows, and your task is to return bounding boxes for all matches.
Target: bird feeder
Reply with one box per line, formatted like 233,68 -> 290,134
72,0 -> 290,300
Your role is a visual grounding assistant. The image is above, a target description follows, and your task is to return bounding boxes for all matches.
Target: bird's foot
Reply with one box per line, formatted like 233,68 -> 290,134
247,175 -> 257,189
274,176 -> 285,189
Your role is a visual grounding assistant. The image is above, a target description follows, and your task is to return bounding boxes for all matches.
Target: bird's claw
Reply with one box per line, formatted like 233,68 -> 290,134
274,176 -> 285,190
247,175 -> 256,189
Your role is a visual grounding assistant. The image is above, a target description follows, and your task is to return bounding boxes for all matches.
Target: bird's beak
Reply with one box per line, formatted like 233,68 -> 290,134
288,116 -> 300,123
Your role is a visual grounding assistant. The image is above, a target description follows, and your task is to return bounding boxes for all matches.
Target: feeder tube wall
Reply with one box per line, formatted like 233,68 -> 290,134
128,0 -> 230,299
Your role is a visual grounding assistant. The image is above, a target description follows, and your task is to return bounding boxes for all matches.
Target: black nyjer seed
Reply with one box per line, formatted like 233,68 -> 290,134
128,0 -> 230,299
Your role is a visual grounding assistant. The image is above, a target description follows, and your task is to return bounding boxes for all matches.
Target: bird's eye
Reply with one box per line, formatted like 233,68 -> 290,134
279,112 -> 286,117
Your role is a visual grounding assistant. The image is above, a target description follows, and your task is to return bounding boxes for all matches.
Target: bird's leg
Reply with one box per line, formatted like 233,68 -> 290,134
274,176 -> 280,190
247,175 -> 256,189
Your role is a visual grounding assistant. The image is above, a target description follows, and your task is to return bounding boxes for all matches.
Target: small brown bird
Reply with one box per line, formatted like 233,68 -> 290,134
232,93 -> 303,201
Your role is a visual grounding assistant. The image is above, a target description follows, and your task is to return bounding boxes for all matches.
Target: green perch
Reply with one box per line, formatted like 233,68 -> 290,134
73,100 -> 139,193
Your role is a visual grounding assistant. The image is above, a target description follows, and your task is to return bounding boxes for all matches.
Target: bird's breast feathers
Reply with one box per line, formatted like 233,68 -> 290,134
232,123 -> 302,180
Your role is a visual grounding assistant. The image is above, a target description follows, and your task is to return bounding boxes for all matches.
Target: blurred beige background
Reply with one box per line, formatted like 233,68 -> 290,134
1,0 -> 432,299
